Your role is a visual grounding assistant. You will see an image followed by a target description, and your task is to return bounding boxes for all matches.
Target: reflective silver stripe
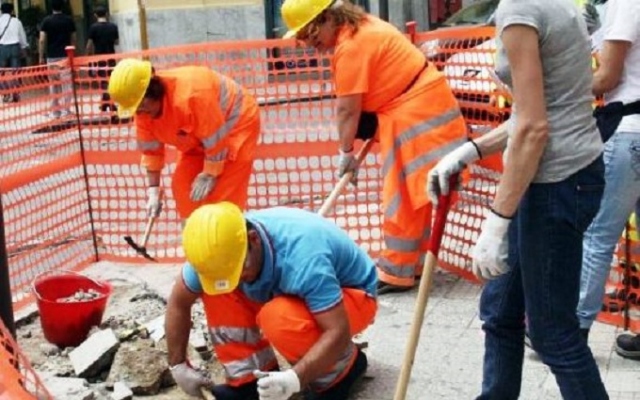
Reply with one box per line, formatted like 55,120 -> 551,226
385,194 -> 401,221
206,148 -> 228,163
202,77 -> 244,151
311,344 -> 356,390
385,234 -> 421,252
209,326 -> 264,346
381,108 -> 463,178
224,347 -> 278,380
137,139 -> 162,152
381,113 -> 466,220
377,257 -> 416,278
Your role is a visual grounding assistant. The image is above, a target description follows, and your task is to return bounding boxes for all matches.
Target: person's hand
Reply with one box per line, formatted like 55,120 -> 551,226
471,210 -> 511,280
146,186 -> 163,218
338,148 -> 359,186
427,141 -> 480,204
190,172 -> 216,202
170,362 -> 213,398
254,369 -> 301,400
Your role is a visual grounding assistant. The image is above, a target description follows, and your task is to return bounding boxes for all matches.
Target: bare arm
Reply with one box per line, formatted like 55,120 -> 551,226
85,39 -> 94,55
336,94 -> 363,152
70,32 -> 76,50
292,302 -> 352,387
474,121 -> 510,156
165,276 -> 200,366
491,24 -> 549,218
593,40 -> 630,96
38,31 -> 46,63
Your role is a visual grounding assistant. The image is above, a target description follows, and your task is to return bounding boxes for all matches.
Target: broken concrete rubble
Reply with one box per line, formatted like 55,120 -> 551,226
106,340 -> 171,395
16,278 -> 216,399
70,329 -> 120,379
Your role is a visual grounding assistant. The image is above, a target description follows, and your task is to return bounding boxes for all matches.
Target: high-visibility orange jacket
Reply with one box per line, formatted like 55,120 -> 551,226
135,66 -> 259,177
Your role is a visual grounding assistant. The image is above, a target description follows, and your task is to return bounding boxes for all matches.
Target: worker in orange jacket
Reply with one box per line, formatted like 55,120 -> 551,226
281,0 -> 467,293
108,59 -> 260,219
166,202 -> 377,400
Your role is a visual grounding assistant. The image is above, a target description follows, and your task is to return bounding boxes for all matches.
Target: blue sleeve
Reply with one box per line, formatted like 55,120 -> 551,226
286,253 -> 343,314
182,263 -> 203,294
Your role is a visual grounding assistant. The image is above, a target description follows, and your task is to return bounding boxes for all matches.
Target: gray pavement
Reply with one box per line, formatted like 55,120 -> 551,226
77,261 -> 640,400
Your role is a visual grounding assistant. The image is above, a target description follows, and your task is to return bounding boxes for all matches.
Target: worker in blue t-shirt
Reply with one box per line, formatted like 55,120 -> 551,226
164,202 -> 378,400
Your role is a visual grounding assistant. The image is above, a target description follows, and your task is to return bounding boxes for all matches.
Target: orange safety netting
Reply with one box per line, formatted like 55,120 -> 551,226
0,319 -> 52,399
0,25 -> 628,332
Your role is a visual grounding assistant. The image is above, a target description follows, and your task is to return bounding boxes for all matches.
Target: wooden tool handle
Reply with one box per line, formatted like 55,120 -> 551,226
318,139 -> 375,217
393,174 -> 458,400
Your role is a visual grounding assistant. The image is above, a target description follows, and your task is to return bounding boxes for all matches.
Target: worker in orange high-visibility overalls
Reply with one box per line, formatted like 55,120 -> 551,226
108,59 -> 260,220
280,0 -> 467,294
165,202 -> 378,400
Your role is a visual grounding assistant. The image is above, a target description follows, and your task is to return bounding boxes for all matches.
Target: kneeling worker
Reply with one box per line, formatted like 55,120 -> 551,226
165,202 -> 378,400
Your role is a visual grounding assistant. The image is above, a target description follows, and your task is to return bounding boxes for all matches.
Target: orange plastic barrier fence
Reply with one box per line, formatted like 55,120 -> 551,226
0,319 -> 52,399
597,216 -> 640,331
0,25 -> 627,332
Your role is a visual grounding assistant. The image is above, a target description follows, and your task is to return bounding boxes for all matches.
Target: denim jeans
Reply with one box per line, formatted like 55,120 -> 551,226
0,43 -> 21,93
578,131 -> 640,329
477,156 -> 608,400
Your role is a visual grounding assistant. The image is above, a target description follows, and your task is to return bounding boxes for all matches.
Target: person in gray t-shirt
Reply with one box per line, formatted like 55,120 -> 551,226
427,0 -> 608,398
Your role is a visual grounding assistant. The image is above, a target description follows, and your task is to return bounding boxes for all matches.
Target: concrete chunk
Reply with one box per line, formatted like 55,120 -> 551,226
111,382 -> 134,400
69,329 -> 120,378
40,376 -> 95,400
107,340 -> 169,395
143,315 -> 165,342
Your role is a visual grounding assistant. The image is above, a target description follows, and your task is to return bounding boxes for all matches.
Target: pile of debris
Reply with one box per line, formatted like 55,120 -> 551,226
16,280 -> 221,400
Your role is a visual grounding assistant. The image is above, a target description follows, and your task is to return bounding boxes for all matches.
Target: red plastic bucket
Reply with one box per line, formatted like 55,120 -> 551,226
32,271 -> 112,348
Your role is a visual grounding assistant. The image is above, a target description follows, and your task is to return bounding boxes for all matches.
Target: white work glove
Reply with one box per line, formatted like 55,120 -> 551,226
170,362 -> 212,398
254,369 -> 301,400
471,209 -> 511,281
427,141 -> 480,204
146,186 -> 163,218
338,148 -> 359,186
190,172 -> 216,202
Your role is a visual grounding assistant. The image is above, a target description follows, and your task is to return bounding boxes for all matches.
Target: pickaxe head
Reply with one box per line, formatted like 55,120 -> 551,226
124,235 -> 157,262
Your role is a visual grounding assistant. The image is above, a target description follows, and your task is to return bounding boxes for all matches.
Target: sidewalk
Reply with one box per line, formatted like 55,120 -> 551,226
79,261 -> 640,400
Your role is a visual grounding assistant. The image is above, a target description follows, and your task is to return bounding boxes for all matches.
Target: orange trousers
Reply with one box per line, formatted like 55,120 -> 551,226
202,288 -> 377,389
376,65 -> 467,287
172,151 -> 253,219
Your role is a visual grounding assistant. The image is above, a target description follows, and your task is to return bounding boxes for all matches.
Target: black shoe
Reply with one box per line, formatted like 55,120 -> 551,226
615,333 -> 640,360
377,281 -> 412,295
580,328 -> 590,342
305,348 -> 368,400
210,381 -> 259,400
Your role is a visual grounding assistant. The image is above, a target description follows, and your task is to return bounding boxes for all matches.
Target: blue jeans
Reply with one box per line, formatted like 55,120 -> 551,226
0,43 -> 21,93
578,131 -> 640,329
477,156 -> 608,400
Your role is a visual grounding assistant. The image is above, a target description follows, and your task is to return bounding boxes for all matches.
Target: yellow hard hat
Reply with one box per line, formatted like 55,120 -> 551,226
108,58 -> 152,119
281,0 -> 334,39
182,202 -> 248,296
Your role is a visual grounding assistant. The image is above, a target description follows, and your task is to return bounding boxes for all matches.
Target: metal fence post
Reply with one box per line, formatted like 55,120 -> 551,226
66,46 -> 101,263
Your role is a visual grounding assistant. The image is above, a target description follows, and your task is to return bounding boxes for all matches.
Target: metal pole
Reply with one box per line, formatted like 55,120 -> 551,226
0,194 -> 16,338
66,46 -> 100,263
